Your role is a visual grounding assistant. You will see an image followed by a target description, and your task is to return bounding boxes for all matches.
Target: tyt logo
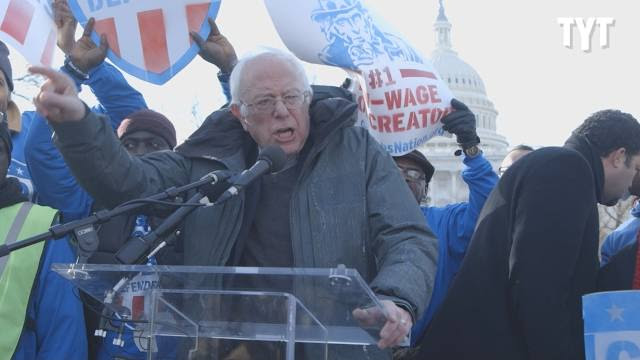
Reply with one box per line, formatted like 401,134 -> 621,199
557,17 -> 615,52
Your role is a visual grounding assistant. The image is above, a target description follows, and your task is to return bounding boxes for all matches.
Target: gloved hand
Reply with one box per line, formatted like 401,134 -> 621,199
441,99 -> 480,150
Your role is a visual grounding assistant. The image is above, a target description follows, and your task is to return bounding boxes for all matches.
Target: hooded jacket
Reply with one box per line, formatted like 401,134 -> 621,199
417,135 -> 602,360
52,87 -> 438,359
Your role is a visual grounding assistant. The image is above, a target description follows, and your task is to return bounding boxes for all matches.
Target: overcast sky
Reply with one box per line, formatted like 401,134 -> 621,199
9,0 -> 640,148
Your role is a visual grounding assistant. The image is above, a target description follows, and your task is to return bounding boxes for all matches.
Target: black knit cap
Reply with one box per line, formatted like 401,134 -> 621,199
396,150 -> 435,183
117,109 -> 177,149
0,41 -> 13,91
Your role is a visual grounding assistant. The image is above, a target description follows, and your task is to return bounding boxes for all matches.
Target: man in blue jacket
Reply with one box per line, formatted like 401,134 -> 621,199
393,99 -> 499,349
26,12 -> 148,221
24,3 -> 154,358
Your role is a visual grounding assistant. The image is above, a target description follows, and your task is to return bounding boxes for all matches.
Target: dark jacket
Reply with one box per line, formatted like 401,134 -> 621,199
52,89 -> 438,359
598,238 -> 638,292
417,139 -> 602,359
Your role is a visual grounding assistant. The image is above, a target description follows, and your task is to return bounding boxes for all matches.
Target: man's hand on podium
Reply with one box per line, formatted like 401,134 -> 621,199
352,299 -> 412,349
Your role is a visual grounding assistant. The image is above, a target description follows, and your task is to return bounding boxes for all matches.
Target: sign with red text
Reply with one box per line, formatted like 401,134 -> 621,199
265,0 -> 453,155
0,0 -> 56,66
69,0 -> 221,84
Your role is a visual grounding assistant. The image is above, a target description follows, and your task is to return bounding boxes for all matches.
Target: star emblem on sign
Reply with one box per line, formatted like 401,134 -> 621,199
606,304 -> 625,322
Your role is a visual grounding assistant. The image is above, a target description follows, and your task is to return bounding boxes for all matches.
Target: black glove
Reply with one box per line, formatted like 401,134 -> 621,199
441,99 -> 480,150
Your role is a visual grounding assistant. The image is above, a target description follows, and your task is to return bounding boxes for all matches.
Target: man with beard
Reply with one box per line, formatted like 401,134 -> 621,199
417,110 -> 640,359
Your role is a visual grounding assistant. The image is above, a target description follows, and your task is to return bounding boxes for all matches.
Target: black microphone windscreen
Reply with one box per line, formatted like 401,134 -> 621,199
258,145 -> 287,173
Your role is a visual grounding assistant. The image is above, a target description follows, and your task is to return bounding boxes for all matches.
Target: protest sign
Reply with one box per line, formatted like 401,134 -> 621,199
264,0 -> 453,155
583,291 -> 640,360
0,0 -> 56,66
69,0 -> 221,84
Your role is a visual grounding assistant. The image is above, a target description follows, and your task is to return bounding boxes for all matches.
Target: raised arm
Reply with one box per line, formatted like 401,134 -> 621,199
24,111 -> 92,221
30,67 -> 190,208
58,9 -> 147,129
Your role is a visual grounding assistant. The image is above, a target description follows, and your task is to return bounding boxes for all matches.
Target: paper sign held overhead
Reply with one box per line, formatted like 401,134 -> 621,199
0,0 -> 57,67
69,0 -> 221,84
265,0 -> 453,155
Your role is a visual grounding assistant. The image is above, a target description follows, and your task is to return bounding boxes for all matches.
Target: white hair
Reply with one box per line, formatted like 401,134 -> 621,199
229,48 -> 312,106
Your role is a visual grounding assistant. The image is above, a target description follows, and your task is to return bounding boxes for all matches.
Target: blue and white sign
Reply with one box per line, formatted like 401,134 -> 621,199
583,291 -> 640,360
68,0 -> 221,84
264,0 -> 453,155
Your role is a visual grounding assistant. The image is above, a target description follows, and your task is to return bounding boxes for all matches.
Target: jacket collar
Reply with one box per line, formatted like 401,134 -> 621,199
564,133 -> 605,203
175,85 -> 356,171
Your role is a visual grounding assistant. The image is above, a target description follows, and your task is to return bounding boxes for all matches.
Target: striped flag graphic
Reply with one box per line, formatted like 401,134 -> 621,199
69,0 -> 221,84
0,0 -> 56,66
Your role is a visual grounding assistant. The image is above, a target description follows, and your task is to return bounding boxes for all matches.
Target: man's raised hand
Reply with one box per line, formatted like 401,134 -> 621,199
70,17 -> 109,73
190,18 -> 237,74
53,0 -> 77,55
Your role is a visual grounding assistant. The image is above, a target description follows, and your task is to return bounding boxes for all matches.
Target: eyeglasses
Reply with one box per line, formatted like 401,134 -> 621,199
401,168 -> 426,182
242,91 -> 310,114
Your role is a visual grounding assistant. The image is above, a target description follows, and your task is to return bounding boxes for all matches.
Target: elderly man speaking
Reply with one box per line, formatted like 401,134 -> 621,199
30,49 -> 437,359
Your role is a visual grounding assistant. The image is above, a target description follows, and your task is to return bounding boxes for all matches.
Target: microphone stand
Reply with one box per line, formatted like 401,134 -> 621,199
0,170 -> 232,259
97,171 -> 236,344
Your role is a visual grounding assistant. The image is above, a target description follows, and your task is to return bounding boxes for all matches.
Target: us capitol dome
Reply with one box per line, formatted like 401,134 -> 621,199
419,0 -> 509,206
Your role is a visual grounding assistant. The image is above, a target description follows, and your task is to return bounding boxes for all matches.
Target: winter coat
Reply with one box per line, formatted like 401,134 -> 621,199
417,137 -> 602,360
411,153 -> 498,344
599,236 -> 639,291
51,87 -> 439,359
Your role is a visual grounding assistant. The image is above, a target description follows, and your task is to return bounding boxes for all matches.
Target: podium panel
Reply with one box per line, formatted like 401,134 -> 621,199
53,264 -> 398,359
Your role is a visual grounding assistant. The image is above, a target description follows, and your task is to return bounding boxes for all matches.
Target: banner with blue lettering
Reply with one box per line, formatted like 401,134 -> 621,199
68,0 -> 221,84
583,291 -> 640,360
264,0 -> 453,155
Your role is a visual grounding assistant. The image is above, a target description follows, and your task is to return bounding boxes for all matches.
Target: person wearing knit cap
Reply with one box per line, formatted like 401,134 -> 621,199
0,106 -> 87,360
0,41 -> 14,93
20,3 -> 174,357
0,41 -> 35,201
117,109 -> 177,156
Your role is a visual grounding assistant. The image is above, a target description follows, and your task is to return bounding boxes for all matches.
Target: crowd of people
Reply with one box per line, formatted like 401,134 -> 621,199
2,1 -> 640,359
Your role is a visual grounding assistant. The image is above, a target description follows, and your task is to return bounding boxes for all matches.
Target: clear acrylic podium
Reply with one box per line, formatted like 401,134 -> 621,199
53,264 -> 396,359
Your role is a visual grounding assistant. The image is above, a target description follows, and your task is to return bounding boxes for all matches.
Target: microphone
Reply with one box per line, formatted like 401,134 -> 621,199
114,170 -> 234,265
216,145 -> 287,203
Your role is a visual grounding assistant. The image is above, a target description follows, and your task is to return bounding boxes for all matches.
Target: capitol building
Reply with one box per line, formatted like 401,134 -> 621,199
421,1 -> 509,206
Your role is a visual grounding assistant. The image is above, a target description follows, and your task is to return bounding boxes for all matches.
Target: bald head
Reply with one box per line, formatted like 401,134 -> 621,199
500,145 -> 534,176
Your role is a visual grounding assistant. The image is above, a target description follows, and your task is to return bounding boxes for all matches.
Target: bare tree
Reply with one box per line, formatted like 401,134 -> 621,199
12,73 -> 44,102
599,197 -> 636,245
